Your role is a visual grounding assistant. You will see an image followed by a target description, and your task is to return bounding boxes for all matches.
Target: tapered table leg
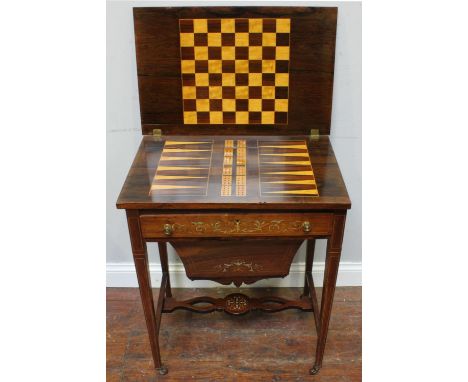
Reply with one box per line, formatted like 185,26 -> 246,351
126,211 -> 167,375
303,239 -> 316,297
310,212 -> 346,375
158,242 -> 172,297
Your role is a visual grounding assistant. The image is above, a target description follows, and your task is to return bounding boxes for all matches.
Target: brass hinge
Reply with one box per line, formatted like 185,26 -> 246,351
309,129 -> 320,140
152,128 -> 162,137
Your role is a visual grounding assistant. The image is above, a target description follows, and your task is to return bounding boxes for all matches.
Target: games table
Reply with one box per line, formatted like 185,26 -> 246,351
117,7 -> 351,376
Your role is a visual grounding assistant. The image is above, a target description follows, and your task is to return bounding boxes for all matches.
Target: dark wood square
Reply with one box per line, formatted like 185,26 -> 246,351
222,86 -> 236,99
196,86 -> 209,99
222,60 -> 235,73
207,19 -> 221,32
221,33 -> 235,46
249,86 -> 262,99
194,33 -> 208,46
195,60 -> 209,73
248,111 -> 262,124
209,99 -> 222,111
235,73 -> 248,86
236,99 -> 248,111
262,73 -> 275,86
235,19 -> 249,32
249,33 -> 263,46
249,60 -> 262,73
179,19 -> 194,33
235,47 -> 249,60
262,99 -> 275,111
209,73 -> 222,86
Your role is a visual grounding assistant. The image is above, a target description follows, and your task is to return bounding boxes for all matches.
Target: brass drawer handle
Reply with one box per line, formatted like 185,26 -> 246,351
302,221 -> 311,233
163,224 -> 173,236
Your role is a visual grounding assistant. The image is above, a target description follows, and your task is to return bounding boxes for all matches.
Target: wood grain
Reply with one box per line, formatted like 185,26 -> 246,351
107,287 -> 361,381
133,7 -> 337,135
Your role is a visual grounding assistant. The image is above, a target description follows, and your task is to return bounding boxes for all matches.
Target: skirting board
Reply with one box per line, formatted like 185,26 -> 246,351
106,262 -> 362,288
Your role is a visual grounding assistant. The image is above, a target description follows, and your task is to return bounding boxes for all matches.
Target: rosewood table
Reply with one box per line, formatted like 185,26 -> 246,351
116,6 -> 351,376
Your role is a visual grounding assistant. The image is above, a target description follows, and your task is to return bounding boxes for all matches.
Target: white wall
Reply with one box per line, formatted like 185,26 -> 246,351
106,1 -> 361,287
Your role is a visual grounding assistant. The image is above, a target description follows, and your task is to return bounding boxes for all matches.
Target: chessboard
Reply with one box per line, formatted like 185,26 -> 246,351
179,18 -> 290,125
150,138 -> 318,198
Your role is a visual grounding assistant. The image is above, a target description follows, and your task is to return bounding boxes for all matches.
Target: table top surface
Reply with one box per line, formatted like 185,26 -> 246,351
117,135 -> 350,210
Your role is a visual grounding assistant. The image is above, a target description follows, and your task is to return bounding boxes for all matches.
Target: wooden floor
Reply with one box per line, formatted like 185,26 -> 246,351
107,287 -> 361,382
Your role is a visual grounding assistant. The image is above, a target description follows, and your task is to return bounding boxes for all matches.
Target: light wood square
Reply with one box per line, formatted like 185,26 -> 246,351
235,111 -> 249,124
194,46 -> 208,60
193,19 -> 207,33
276,19 -> 291,33
208,33 -> 221,46
182,86 -> 196,99
180,33 -> 194,47
181,60 -> 195,73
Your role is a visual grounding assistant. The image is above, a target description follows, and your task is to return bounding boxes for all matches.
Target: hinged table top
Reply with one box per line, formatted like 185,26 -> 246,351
117,135 -> 350,210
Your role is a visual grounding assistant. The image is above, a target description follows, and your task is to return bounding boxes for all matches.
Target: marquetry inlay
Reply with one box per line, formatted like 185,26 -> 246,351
150,140 -> 213,195
179,18 -> 290,125
258,140 -> 319,196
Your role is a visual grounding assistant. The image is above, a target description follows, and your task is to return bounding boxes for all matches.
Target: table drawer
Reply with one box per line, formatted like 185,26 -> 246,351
140,212 -> 333,238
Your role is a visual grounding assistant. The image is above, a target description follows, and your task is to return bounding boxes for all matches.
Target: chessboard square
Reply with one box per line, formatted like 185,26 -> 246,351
180,33 -> 194,47
222,60 -> 235,73
195,60 -> 208,73
194,33 -> 208,46
249,86 -> 262,99
182,86 -> 196,99
182,73 -> 195,86
249,73 -> 263,86
235,73 -> 249,86
235,86 -> 249,99
222,73 -> 236,86
193,19 -> 208,33
197,111 -> 210,123
209,86 -> 223,99
276,60 -> 289,73
235,46 -> 249,60
248,99 -> 262,111
208,33 -> 221,46
182,60 -> 195,73
275,111 -> 288,124
235,19 -> 249,33
262,60 -> 276,73
275,99 -> 288,112
262,111 -> 275,124
262,86 -> 275,99
236,99 -> 249,111
249,60 -> 262,73
221,33 -> 235,46
181,47 -> 195,60
223,111 -> 236,123
262,99 -> 275,111
221,46 -> 235,60
249,33 -> 263,46
222,99 -> 236,111
262,46 -> 276,60
196,86 -> 209,99
221,19 -> 235,33
183,99 -> 196,111
180,20 -> 194,33
208,60 -> 222,73
276,19 -> 290,33
208,46 -> 222,60
249,111 -> 262,124
196,99 -> 210,111
263,33 -> 276,46
184,111 -> 197,124
275,73 -> 289,86
195,73 -> 209,86
276,46 -> 290,60
236,111 -> 249,124
210,99 -> 222,111
222,86 -> 236,99
249,19 -> 263,33
194,46 -> 208,60
275,86 -> 289,99
210,111 -> 223,124
263,19 -> 276,33
207,19 -> 221,33
262,73 -> 275,86
208,73 -> 222,86
235,33 -> 249,47
235,60 -> 249,73
276,33 -> 290,46
248,46 -> 262,60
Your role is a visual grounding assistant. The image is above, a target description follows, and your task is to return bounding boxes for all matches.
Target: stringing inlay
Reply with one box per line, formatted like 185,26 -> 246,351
179,18 -> 290,125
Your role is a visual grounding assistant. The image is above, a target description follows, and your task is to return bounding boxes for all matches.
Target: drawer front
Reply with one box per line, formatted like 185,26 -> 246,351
140,212 -> 333,238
